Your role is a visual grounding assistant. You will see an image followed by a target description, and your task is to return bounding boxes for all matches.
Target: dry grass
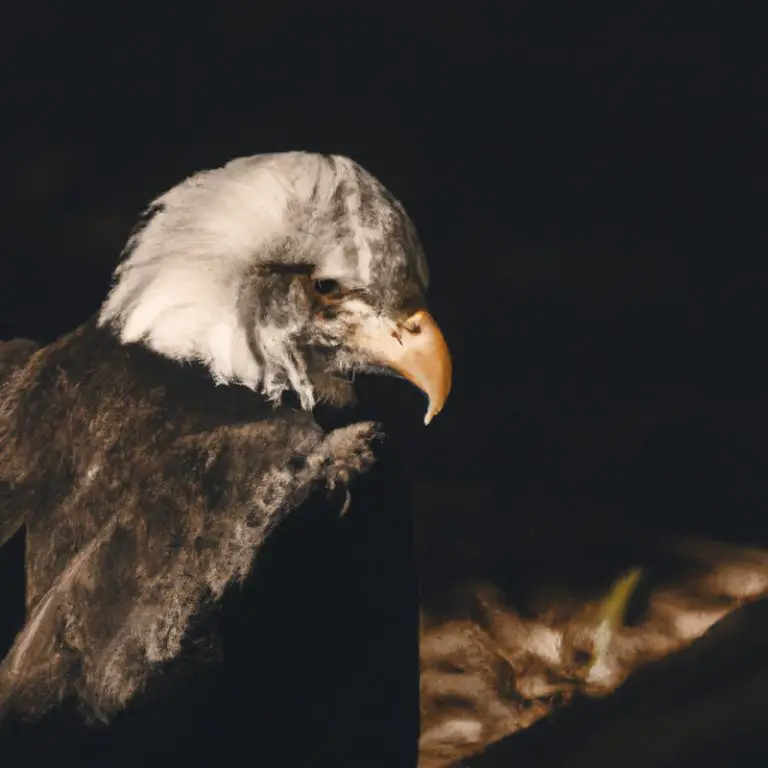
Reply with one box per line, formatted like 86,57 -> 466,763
419,537 -> 768,767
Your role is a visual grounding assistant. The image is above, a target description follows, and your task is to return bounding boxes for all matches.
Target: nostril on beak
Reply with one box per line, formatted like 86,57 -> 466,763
403,316 -> 422,335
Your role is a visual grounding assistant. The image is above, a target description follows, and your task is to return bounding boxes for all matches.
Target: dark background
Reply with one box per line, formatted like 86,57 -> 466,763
0,2 -> 761,765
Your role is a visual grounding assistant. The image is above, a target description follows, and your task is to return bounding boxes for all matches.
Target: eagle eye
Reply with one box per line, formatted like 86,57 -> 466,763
313,279 -> 344,298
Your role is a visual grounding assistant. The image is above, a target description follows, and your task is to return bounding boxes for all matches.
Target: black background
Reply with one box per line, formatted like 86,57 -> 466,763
0,2 -> 761,766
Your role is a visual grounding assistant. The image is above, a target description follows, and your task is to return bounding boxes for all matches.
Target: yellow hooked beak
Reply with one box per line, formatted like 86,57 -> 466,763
350,309 -> 452,425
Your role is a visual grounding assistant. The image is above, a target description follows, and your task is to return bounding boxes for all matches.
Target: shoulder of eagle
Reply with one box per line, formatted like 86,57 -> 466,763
0,338 -> 39,386
0,338 -> 41,547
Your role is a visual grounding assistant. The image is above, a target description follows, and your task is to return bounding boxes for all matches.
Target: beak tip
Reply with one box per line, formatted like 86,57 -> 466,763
423,376 -> 451,425
423,400 -> 445,426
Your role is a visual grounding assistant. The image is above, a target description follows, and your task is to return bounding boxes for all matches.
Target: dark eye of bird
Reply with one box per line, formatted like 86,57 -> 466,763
313,279 -> 342,297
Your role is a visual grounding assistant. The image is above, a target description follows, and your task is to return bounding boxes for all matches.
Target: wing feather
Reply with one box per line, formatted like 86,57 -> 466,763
0,414 -> 378,722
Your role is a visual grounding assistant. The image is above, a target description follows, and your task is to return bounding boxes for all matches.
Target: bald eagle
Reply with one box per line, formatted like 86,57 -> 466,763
0,152 -> 451,761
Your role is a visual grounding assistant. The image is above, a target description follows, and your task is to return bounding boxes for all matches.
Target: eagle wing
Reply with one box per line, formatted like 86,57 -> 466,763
0,329 -> 379,721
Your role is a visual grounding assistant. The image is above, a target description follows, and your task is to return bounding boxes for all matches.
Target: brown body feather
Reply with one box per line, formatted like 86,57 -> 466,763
0,319 -> 378,721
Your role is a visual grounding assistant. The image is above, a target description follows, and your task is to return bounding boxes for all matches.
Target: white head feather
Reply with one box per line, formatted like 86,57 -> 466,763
98,152 -> 428,408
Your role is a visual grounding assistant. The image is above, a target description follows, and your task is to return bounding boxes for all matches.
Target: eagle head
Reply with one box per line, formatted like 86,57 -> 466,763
98,152 -> 451,423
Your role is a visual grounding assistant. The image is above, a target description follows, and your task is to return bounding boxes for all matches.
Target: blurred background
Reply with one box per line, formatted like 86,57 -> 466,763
0,1 -> 760,762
